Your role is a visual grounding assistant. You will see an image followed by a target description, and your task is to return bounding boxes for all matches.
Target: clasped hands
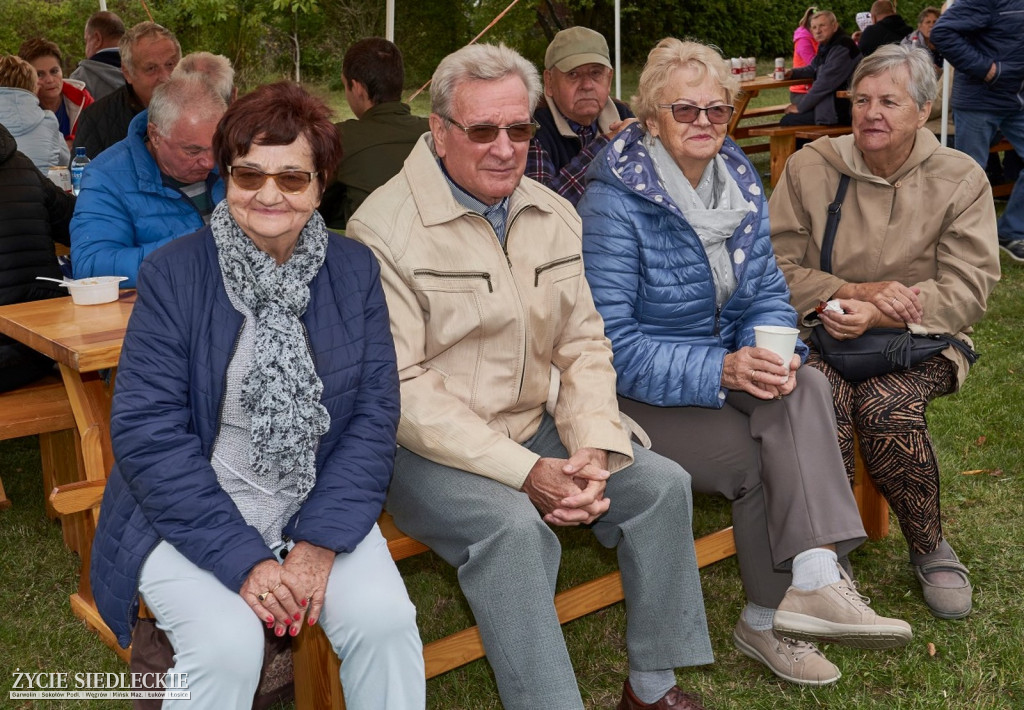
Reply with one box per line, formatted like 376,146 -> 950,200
821,281 -> 922,341
522,447 -> 610,527
239,541 -> 335,637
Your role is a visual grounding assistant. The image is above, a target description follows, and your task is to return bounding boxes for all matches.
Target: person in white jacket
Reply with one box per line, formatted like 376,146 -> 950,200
0,54 -> 68,172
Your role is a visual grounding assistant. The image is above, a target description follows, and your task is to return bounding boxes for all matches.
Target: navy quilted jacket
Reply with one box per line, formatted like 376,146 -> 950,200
578,123 -> 806,409
90,225 -> 400,648
931,0 -> 1024,113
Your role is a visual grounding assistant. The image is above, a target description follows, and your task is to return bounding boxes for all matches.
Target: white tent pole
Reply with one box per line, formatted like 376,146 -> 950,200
614,0 -> 621,100
99,0 -> 107,9
386,0 -> 395,42
940,0 -> 953,147
941,59 -> 951,146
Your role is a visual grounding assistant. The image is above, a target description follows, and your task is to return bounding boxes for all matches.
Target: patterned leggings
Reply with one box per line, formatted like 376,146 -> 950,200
806,350 -> 957,556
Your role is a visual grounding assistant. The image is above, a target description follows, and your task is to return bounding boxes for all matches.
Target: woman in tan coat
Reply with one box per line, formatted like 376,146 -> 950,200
770,45 -> 1000,621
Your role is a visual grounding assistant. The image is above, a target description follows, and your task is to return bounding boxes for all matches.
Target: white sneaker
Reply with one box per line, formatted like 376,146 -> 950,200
733,617 -> 840,686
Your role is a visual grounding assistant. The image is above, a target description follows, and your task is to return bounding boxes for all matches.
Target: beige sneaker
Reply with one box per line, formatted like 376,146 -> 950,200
773,566 -> 913,649
733,617 -> 840,686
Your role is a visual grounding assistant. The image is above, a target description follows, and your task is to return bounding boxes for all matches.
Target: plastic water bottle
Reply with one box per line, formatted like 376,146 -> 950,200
70,147 -> 90,196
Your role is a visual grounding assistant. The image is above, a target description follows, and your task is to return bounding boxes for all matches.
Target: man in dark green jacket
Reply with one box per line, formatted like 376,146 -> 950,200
321,38 -> 428,230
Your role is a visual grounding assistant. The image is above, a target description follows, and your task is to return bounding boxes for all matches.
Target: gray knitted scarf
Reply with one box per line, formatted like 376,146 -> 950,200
211,201 -> 330,499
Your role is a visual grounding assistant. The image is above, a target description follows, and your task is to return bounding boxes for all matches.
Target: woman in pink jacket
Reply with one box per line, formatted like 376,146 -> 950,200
791,6 -> 819,103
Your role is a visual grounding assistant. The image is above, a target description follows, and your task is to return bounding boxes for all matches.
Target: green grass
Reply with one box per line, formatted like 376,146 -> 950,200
2,64 -> 1021,709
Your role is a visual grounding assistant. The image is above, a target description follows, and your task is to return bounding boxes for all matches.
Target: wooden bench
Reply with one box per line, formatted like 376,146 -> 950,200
49,453 -> 887,710
729,104 -> 790,157
0,373 -> 76,512
748,124 -> 853,187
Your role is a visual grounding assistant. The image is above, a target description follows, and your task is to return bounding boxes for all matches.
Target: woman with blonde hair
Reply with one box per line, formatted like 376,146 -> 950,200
579,37 -> 911,688
0,54 -> 69,171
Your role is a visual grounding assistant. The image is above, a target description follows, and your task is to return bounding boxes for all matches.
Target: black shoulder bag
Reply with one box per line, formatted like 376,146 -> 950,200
808,174 -> 978,383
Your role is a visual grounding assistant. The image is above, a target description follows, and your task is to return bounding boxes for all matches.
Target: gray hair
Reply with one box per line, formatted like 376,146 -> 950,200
147,75 -> 227,135
812,10 -> 837,24
632,38 -> 738,130
430,43 -> 541,119
172,52 -> 234,104
851,44 -> 937,109
120,21 -> 180,75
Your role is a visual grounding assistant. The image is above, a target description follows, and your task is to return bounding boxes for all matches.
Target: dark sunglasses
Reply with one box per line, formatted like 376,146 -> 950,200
445,117 -> 539,143
657,103 -> 736,125
227,165 -> 317,194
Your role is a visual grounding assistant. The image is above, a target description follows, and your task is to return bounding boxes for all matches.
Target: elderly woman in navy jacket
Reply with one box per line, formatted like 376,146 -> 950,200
90,82 -> 424,709
579,38 -> 910,688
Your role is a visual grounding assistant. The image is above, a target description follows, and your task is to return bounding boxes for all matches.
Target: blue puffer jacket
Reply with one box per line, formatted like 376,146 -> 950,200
931,0 -> 1024,113
578,124 -> 806,409
70,110 -> 226,287
91,225 -> 400,648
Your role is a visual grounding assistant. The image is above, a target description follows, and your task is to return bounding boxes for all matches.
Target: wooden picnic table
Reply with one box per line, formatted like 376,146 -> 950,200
0,290 -> 135,660
728,75 -> 805,145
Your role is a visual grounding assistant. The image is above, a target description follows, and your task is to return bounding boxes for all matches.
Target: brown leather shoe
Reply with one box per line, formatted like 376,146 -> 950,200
617,679 -> 707,709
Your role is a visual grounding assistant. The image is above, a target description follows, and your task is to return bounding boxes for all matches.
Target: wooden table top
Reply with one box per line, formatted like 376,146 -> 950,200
739,75 -> 805,94
0,291 -> 135,372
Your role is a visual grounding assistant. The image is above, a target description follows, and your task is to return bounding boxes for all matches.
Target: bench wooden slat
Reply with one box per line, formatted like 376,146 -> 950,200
0,373 -> 74,440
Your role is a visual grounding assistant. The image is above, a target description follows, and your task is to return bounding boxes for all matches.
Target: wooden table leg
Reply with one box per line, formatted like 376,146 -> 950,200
40,429 -> 88,552
728,90 -> 756,137
768,133 -> 797,187
58,365 -> 114,526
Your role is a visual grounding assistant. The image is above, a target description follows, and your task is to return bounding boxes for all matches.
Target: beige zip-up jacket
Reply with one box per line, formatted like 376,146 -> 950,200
770,128 -> 1000,388
347,135 -> 633,488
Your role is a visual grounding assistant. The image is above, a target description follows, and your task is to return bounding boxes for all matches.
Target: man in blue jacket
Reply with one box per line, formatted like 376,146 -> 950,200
931,0 -> 1024,262
70,74 -> 226,287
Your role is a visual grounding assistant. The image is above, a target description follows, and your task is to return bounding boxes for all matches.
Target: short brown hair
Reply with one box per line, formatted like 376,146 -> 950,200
17,37 -> 62,67
343,38 -> 404,105
86,11 -> 125,41
214,82 -> 342,195
0,54 -> 38,92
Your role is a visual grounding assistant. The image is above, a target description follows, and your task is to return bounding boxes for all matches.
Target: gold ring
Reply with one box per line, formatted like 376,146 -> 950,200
750,369 -> 756,381
257,591 -> 271,602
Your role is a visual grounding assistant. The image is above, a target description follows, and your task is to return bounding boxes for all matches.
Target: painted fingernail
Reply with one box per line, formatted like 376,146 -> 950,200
275,626 -> 285,637
293,612 -> 301,621
266,616 -> 274,624
289,626 -> 299,637
308,617 -> 316,626
300,598 -> 307,607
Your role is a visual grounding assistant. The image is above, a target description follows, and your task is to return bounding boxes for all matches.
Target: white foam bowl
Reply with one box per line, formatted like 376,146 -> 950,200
62,276 -> 129,305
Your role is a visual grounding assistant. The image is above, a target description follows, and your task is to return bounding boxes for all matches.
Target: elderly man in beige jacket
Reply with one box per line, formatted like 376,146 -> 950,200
347,43 -> 713,710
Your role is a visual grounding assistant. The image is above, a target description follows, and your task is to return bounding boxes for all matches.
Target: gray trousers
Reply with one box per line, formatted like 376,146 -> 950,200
618,366 -> 866,609
387,415 -> 713,710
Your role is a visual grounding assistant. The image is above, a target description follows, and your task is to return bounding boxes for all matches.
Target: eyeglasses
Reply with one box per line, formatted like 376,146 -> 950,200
445,117 -> 539,144
227,165 -> 317,193
657,103 -> 736,125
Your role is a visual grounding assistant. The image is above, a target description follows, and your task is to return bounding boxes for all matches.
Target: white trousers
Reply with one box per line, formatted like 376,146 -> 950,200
138,525 -> 425,710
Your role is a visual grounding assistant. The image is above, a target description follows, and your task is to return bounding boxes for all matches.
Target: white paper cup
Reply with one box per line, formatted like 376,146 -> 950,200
754,325 -> 800,362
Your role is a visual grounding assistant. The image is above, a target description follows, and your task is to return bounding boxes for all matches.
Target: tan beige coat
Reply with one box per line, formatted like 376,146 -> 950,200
769,128 -> 1000,388
347,135 -> 632,488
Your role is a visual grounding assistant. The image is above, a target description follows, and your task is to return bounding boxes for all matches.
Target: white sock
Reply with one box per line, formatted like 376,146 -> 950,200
628,669 -> 676,705
741,601 -> 776,631
791,548 -> 841,590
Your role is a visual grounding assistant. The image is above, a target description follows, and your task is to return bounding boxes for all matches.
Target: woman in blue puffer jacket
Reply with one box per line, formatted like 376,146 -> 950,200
579,38 -> 911,688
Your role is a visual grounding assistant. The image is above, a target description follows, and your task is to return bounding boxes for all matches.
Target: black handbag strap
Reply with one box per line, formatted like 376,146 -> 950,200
819,173 -> 851,274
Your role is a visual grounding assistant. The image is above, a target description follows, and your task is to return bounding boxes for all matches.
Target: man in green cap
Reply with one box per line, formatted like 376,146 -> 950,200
527,26 -> 635,206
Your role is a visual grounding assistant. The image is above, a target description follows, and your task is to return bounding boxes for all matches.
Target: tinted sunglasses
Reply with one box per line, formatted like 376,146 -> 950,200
445,117 -> 539,143
227,165 -> 317,193
657,103 -> 736,125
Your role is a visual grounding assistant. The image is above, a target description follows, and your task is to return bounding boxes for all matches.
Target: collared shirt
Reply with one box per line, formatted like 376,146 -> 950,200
438,158 -> 510,245
526,110 -> 609,207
